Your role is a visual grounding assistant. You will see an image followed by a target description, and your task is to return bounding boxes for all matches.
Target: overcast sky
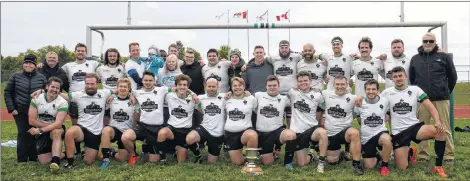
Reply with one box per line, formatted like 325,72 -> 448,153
1,1 -> 469,79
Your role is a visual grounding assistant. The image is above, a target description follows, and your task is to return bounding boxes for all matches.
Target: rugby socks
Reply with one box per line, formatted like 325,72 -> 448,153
67,157 -> 74,166
318,156 -> 326,163
381,161 -> 389,168
284,141 -> 296,165
75,142 -> 81,155
101,148 -> 110,159
274,143 -> 282,153
408,148 -> 413,162
352,160 -> 360,166
51,156 -> 60,165
435,140 -> 446,166
189,144 -> 201,156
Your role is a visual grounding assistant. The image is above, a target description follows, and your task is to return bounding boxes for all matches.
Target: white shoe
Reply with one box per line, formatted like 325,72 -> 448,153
50,162 -> 59,172
317,162 -> 325,173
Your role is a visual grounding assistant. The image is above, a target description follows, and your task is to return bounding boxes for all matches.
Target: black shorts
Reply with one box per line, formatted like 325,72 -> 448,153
392,122 -> 425,150
362,131 -> 389,158
195,126 -> 224,156
168,125 -> 191,149
68,102 -> 79,119
108,126 -> 125,149
258,126 -> 285,155
328,127 -> 350,151
316,107 -> 325,113
36,125 -> 66,155
77,125 -> 101,150
294,126 -> 320,151
133,122 -> 163,154
105,109 -> 111,117
224,128 -> 254,151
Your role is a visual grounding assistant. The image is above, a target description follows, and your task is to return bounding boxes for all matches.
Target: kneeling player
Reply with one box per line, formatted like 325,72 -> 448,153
381,66 -> 447,178
100,78 -> 139,169
28,77 -> 68,171
186,78 -> 226,163
356,79 -> 392,176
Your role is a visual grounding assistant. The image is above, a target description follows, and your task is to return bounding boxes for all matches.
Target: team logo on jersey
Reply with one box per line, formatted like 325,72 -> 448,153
316,64 -> 320,68
364,113 -> 383,127
186,99 -> 191,103
84,102 -> 103,115
207,73 -> 222,81
380,104 -> 384,109
386,70 -> 393,80
278,98 -> 281,102
294,99 -> 311,113
260,104 -> 280,118
228,108 -> 245,121
97,94 -> 102,98
370,62 -> 374,66
329,65 -> 345,77
118,68 -> 122,72
327,104 -> 347,118
85,63 -> 89,67
289,57 -> 293,61
310,95 -> 315,99
113,108 -> 130,122
141,98 -> 158,112
357,68 -> 374,81
342,58 -> 346,62
52,104 -> 55,109
204,102 -> 221,116
408,90 -> 412,96
153,90 -> 158,95
72,70 -> 87,81
218,65 -> 221,69
38,111 -> 55,123
402,60 -> 406,64
106,75 -> 119,87
346,97 -> 351,103
171,105 -> 189,118
243,100 -> 247,105
275,65 -> 294,76
308,71 -> 319,80
217,96 -> 222,100
392,99 -> 412,115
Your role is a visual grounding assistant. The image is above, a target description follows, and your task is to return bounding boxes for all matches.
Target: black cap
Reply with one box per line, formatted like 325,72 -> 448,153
331,36 -> 343,44
23,54 -> 37,66
279,40 -> 290,47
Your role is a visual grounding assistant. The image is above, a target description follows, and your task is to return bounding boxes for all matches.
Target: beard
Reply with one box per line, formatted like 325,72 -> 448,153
108,60 -> 118,65
279,50 -> 291,59
85,88 -> 97,96
303,53 -> 314,61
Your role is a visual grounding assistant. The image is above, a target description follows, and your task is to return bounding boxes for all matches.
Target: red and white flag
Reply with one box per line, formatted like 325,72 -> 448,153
233,11 -> 248,19
276,10 -> 289,21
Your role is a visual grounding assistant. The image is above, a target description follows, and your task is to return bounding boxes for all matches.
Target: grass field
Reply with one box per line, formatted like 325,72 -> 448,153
2,120 -> 470,180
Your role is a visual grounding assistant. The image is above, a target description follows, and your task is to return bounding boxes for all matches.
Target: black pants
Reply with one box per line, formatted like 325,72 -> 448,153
14,113 -> 38,162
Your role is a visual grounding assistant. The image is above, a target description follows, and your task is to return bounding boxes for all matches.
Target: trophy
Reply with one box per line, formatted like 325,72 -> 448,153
241,148 -> 263,176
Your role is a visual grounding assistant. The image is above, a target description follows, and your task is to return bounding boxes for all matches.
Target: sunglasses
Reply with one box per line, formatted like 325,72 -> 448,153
422,40 -> 435,44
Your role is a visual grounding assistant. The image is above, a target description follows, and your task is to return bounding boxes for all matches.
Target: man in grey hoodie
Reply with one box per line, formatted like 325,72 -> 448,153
241,45 -> 274,94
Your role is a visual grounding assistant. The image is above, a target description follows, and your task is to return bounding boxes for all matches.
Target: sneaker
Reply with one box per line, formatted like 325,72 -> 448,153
159,159 -> 168,165
353,164 -> 364,175
100,160 -> 110,169
285,163 -> 294,170
128,155 -> 139,166
193,154 -> 203,164
409,146 -> 417,165
308,152 -> 317,163
50,163 -> 60,172
317,162 -> 325,173
64,162 -> 73,169
380,166 -> 390,176
433,166 -> 448,178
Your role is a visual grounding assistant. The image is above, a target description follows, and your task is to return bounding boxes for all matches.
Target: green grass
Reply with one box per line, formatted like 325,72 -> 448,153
2,120 -> 470,180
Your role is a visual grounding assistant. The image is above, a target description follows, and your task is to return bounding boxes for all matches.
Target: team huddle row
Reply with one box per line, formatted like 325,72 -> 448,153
26,35 -> 448,178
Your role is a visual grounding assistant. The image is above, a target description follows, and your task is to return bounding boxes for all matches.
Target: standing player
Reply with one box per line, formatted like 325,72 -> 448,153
381,66 -> 448,178
319,37 -> 355,91
283,71 -> 328,173
255,75 -> 296,165
28,77 -> 68,170
380,39 -> 411,89
322,75 -> 364,175
201,49 -> 232,93
355,79 -> 392,176
125,42 -> 146,91
186,78 -> 226,163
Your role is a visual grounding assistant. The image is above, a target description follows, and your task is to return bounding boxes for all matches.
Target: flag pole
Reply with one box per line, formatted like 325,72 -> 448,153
228,9 -> 230,47
288,10 -> 291,44
247,10 -> 250,60
267,10 -> 270,56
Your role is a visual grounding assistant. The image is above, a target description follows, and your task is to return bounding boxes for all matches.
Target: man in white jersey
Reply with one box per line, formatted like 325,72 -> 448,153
355,79 -> 392,176
380,66 -> 448,178
379,39 -> 411,89
61,73 -> 114,168
201,49 -> 232,93
158,74 -> 200,164
99,78 -> 138,169
350,37 -> 384,98
28,77 -> 68,171
186,78 -> 226,163
254,75 -> 296,165
283,72 -> 328,173
125,42 -> 146,91
319,37 -> 355,91
322,75 -> 364,175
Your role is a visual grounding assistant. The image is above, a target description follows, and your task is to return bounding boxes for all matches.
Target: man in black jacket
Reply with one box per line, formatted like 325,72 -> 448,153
4,54 -> 47,162
38,51 -> 69,92
409,32 -> 458,164
228,49 -> 246,91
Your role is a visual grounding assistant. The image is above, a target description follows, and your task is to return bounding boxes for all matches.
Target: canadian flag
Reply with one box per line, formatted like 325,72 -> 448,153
233,11 -> 248,19
276,11 -> 289,21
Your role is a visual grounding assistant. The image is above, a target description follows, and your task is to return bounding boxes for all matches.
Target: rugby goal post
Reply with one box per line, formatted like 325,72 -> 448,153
85,21 -> 455,137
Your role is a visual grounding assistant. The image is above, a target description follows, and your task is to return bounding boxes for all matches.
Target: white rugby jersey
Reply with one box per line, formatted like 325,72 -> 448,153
197,93 -> 226,137
224,95 -> 257,133
383,54 -> 411,88
322,90 -> 357,137
355,96 -> 389,145
324,53 -> 354,91
254,92 -> 290,132
69,89 -> 113,135
351,58 -> 384,97
166,92 -> 196,128
62,60 -> 101,92
380,86 -> 427,135
30,93 -> 68,124
125,59 -> 146,91
201,61 -> 231,93
289,88 -> 324,134
96,65 -> 126,90
267,54 -> 302,93
109,97 -> 138,133
135,86 -> 171,125
297,58 -> 327,90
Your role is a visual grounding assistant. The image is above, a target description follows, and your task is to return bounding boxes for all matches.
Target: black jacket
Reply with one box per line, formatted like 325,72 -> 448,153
181,61 -> 205,95
38,60 -> 69,92
4,70 -> 47,113
228,59 -> 246,91
409,46 -> 458,101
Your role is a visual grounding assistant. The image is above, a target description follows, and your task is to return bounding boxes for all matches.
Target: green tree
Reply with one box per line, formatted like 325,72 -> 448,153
1,56 -> 22,82
217,45 -> 231,60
